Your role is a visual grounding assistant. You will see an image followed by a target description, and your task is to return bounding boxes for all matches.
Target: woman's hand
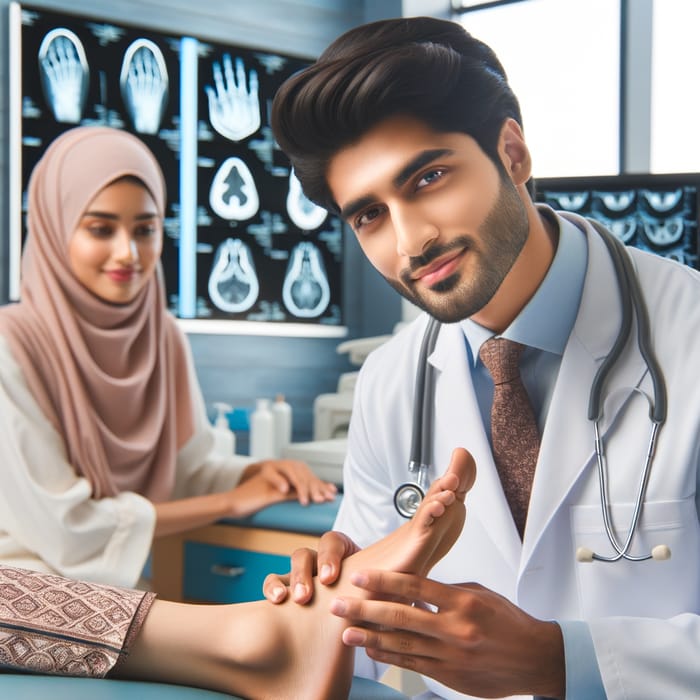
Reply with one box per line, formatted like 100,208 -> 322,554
240,459 -> 338,506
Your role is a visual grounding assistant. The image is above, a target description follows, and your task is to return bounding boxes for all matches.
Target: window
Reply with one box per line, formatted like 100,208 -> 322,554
457,0 -> 621,177
650,0 -> 700,173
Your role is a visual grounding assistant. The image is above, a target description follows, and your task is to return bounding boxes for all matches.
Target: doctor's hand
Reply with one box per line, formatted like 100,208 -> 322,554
262,529 -> 360,604
330,573 -> 566,700
240,459 -> 338,506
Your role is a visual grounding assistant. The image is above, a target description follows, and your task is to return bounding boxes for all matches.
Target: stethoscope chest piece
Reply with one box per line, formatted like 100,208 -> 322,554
394,482 -> 425,519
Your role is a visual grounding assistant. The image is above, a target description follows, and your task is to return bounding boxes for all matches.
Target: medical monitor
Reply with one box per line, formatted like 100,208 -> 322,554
535,173 -> 700,270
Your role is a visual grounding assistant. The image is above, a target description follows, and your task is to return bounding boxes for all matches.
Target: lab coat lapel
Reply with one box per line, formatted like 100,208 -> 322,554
522,215 -> 650,565
430,323 -> 522,568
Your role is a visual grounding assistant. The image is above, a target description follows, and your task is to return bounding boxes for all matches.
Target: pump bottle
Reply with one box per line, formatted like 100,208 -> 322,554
250,398 -> 275,459
272,394 -> 293,457
212,402 -> 236,456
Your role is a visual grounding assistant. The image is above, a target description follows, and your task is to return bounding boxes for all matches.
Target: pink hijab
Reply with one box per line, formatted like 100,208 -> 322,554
0,126 -> 195,501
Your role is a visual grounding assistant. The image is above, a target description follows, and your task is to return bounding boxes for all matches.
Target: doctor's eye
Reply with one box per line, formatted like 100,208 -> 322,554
354,205 -> 386,231
416,168 -> 447,190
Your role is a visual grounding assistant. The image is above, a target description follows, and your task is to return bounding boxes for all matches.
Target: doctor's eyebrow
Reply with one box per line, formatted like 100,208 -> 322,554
339,148 -> 455,222
392,148 -> 454,189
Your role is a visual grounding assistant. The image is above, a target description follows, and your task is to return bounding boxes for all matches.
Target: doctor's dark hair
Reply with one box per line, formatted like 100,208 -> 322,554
271,16 -> 524,213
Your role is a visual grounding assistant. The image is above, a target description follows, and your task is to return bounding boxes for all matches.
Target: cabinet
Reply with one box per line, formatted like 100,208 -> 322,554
151,499 -> 340,603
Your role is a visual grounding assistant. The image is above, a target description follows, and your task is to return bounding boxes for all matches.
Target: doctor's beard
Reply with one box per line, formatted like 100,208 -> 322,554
388,175 -> 530,324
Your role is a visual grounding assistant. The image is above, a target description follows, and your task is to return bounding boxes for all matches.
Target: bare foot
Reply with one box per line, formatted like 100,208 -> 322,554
124,449 -> 476,700
224,448 -> 475,699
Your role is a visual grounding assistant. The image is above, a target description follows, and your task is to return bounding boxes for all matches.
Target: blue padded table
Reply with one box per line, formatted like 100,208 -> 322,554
218,498 -> 342,534
1,673 -> 408,699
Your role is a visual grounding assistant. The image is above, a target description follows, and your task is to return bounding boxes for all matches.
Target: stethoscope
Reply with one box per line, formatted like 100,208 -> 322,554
393,219 -> 672,564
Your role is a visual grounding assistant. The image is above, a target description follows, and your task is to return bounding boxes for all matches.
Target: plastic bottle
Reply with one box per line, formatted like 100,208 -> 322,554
272,394 -> 293,457
250,398 -> 275,459
212,402 -> 236,457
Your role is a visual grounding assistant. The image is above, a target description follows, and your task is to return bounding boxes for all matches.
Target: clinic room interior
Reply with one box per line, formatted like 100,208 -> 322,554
0,0 -> 698,699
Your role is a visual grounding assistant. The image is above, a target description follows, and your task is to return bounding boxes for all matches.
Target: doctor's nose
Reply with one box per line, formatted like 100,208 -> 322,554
393,208 -> 439,258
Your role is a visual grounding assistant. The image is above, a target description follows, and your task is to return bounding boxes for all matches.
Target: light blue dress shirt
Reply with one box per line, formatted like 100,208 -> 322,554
460,210 -> 606,699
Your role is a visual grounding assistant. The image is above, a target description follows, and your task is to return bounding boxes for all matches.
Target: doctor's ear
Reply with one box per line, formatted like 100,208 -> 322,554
497,118 -> 532,185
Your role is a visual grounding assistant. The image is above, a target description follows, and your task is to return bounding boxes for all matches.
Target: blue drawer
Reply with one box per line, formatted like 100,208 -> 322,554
183,542 -> 290,603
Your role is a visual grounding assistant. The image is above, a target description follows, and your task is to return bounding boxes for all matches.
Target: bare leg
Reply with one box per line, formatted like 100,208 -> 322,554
119,448 -> 475,700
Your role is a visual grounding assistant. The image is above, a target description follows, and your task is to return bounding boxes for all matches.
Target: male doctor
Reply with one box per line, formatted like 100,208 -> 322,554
264,16 -> 700,700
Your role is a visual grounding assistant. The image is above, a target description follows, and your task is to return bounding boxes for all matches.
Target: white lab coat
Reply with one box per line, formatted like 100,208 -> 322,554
335,213 -> 700,700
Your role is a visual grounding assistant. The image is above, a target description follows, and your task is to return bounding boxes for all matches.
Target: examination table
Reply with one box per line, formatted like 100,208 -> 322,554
1,673 -> 409,698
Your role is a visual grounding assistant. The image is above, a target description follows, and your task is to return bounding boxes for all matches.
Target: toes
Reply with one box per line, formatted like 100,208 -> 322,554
448,448 -> 476,499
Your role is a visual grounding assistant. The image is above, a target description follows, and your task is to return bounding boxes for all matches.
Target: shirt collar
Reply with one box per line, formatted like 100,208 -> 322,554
461,208 -> 588,365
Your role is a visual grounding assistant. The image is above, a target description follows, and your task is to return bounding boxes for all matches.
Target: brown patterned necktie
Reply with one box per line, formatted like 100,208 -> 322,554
479,337 -> 540,538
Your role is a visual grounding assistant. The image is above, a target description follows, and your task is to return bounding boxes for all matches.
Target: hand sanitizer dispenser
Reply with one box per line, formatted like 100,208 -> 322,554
212,402 -> 236,457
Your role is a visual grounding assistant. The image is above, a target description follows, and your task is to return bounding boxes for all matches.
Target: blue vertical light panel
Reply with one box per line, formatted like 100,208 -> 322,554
179,36 -> 199,318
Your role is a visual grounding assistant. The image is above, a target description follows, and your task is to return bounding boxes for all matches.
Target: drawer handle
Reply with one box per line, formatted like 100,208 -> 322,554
210,564 -> 246,578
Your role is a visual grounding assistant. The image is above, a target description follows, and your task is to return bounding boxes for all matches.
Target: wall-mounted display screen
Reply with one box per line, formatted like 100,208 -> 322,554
535,173 -> 700,270
10,3 -> 345,336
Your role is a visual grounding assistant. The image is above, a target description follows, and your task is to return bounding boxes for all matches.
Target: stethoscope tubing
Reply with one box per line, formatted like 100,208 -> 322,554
395,219 -> 668,563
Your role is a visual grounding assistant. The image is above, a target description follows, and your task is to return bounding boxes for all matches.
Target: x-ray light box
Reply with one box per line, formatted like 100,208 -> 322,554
9,2 -> 347,338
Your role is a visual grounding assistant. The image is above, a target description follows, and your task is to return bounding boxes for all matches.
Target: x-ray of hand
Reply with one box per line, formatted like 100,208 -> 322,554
206,55 -> 261,142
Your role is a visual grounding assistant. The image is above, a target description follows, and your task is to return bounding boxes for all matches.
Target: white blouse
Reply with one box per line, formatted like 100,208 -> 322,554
0,335 -> 251,588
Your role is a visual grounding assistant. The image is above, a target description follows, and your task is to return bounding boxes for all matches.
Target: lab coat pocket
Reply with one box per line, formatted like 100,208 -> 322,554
570,498 -> 700,618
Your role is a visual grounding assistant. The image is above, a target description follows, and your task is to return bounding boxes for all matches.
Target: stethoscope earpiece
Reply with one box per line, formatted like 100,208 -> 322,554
651,544 -> 671,561
576,547 -> 595,563
576,543 -> 671,564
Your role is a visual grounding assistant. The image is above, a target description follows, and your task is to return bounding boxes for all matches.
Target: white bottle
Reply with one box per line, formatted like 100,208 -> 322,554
272,394 -> 293,457
250,398 -> 275,459
212,402 -> 236,457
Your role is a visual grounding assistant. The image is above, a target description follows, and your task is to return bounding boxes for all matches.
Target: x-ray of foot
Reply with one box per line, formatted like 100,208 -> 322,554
120,38 -> 169,135
38,28 -> 89,124
210,157 -> 260,221
282,242 -> 331,318
206,54 -> 261,142
287,169 -> 328,230
208,238 -> 260,313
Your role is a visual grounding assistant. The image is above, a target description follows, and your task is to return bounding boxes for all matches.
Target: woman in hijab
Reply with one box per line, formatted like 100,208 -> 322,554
0,126 -> 336,588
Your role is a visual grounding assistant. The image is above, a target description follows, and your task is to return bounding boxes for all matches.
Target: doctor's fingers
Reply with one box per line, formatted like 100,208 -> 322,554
341,623 -> 468,688
262,571 -> 291,604
341,569 -> 469,611
315,529 -> 361,586
262,543 -> 320,605
336,591 -> 566,699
